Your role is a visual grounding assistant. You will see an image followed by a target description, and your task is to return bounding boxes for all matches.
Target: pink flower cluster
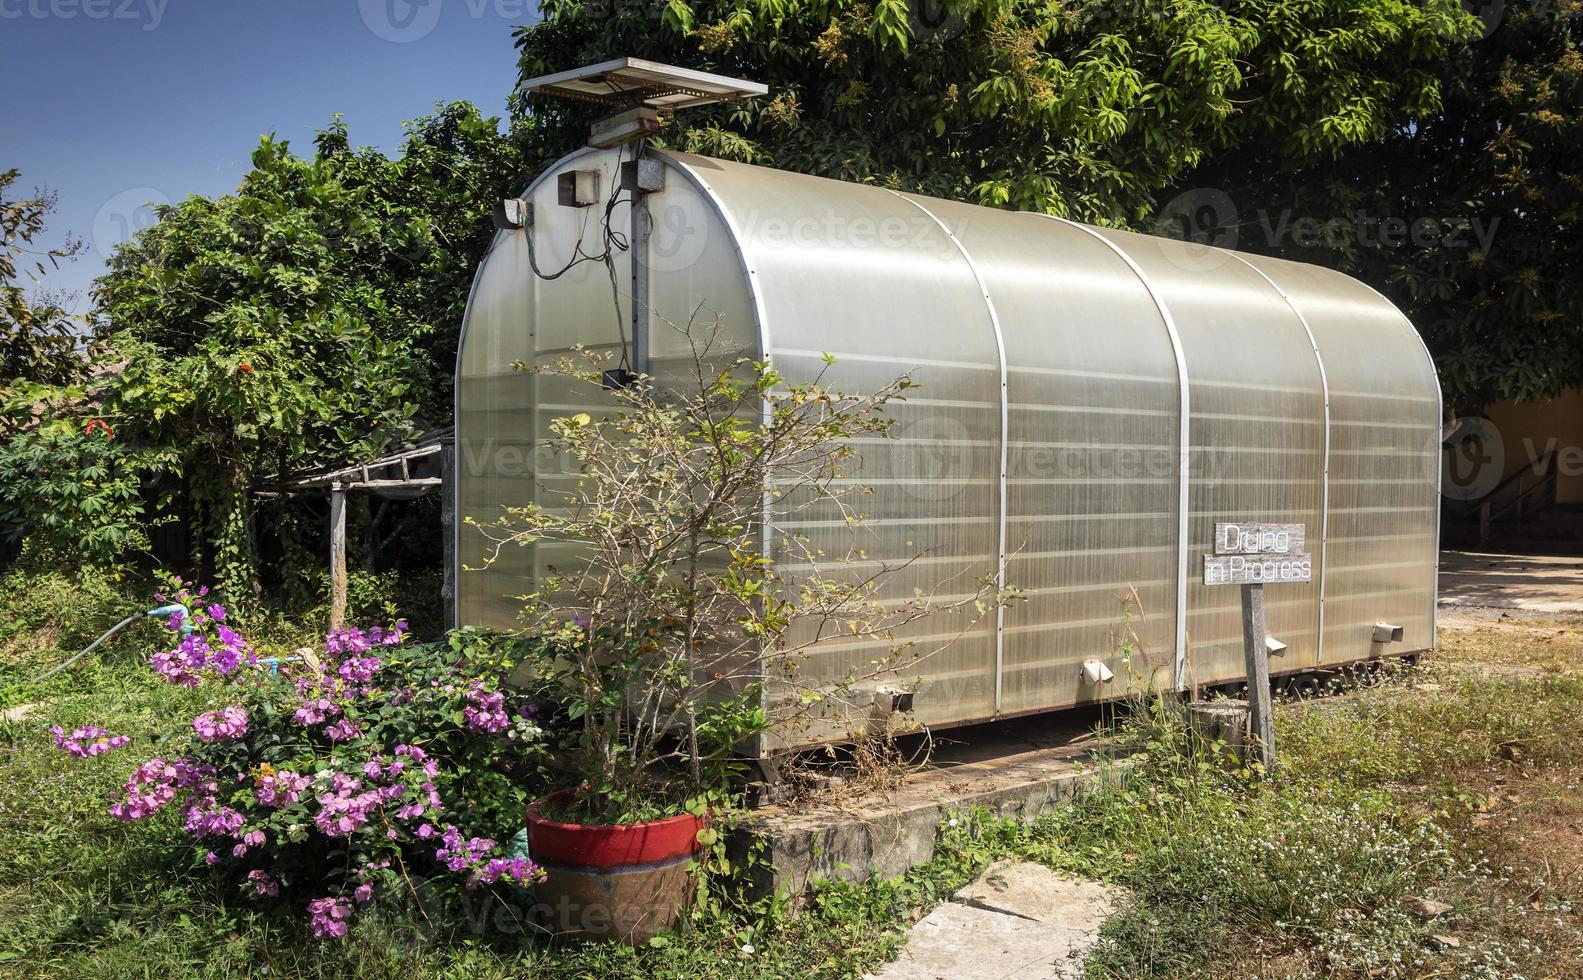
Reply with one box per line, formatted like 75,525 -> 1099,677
462,682 -> 510,734
254,769 -> 310,808
246,869 -> 280,897
151,625 -> 254,687
109,757 -> 211,821
434,823 -> 543,889
50,725 -> 130,758
288,623 -> 408,740
307,896 -> 354,938
312,747 -> 445,839
183,797 -> 245,838
327,622 -> 408,656
192,704 -> 249,742
92,601 -> 547,942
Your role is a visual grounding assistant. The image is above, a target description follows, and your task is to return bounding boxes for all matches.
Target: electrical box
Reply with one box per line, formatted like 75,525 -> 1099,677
557,170 -> 601,208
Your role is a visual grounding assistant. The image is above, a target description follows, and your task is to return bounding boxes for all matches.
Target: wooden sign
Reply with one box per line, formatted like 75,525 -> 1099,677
1202,519 -> 1311,772
1204,552 -> 1313,586
1214,522 -> 1305,556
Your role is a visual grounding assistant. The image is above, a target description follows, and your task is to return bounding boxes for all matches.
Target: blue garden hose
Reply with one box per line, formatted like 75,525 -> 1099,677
32,603 -> 194,683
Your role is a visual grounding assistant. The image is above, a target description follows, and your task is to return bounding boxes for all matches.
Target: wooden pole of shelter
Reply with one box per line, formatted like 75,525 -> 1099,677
1241,582 -> 1275,770
329,483 -> 348,631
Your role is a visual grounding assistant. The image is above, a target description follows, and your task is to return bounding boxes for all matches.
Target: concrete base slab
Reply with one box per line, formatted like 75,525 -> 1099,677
869,861 -> 1123,980
743,723 -> 1134,897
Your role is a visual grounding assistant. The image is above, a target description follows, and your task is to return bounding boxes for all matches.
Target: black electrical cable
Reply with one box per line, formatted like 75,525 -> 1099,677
486,141 -> 645,374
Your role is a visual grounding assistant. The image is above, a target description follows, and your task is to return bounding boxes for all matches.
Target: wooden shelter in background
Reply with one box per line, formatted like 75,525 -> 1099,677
282,427 -> 455,630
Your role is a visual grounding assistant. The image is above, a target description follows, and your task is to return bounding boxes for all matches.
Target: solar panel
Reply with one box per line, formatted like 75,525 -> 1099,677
519,57 -> 769,111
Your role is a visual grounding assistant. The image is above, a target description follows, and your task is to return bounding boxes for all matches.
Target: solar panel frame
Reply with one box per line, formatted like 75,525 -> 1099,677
519,57 -> 769,111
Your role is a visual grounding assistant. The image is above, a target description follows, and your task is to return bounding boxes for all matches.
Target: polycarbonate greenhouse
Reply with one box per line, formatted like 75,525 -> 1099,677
454,147 -> 1442,753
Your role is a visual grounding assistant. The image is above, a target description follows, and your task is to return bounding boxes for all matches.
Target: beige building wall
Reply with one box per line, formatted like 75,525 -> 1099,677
1484,389 -> 1583,505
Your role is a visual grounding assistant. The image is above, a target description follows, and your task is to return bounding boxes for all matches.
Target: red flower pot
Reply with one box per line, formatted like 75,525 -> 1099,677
525,788 -> 703,943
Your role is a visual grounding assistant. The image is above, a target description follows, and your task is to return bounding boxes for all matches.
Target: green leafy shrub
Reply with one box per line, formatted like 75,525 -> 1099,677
0,420 -> 154,564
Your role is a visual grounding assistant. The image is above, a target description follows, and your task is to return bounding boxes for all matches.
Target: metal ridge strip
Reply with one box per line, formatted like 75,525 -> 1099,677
1030,215 -> 1194,691
1221,251 -> 1333,665
888,190 -> 1012,715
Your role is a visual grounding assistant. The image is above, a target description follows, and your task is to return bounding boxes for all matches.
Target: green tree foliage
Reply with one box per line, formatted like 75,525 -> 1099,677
1,169 -> 91,425
0,170 -> 138,564
1178,0 -> 1583,411
93,103 -> 531,599
514,0 -> 1475,222
0,419 -> 151,564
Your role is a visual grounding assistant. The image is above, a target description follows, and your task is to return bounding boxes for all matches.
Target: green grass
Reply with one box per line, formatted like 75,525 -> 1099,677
5,570 -> 1583,978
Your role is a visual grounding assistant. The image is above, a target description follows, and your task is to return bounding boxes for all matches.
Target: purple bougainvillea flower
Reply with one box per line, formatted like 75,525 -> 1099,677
246,869 -> 280,898
50,725 -> 131,758
323,717 -> 362,743
192,704 -> 248,742
307,896 -> 354,939
461,682 -> 510,734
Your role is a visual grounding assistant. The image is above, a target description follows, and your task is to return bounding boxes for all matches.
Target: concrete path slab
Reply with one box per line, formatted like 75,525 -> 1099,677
1438,550 -> 1583,613
869,861 -> 1123,980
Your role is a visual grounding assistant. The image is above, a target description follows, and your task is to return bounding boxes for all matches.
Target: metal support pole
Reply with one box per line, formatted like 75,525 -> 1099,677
1241,582 -> 1275,770
441,443 -> 457,631
329,483 -> 348,631
630,149 -> 651,376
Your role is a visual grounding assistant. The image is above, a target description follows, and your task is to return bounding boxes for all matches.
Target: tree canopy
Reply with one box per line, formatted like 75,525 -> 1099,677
1,169 -> 90,416
1182,0 -> 1583,410
9,0 -> 1582,588
514,0 -> 1477,222
90,103 -> 531,596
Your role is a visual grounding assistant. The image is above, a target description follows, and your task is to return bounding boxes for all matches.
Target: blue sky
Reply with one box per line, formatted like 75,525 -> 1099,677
3,0 -> 536,308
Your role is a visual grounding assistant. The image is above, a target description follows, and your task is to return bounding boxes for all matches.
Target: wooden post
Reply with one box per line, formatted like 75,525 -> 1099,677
1241,582 -> 1275,770
329,483 -> 348,631
1187,699 -> 1250,763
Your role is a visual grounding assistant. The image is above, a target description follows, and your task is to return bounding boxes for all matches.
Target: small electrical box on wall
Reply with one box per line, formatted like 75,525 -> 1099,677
557,170 -> 601,208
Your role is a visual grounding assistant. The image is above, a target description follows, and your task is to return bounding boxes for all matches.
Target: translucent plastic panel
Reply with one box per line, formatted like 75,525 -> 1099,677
1094,231 -> 1326,687
455,149 -> 633,631
912,201 -> 1183,712
1238,255 -> 1439,662
667,155 -> 1002,745
643,157 -> 758,391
